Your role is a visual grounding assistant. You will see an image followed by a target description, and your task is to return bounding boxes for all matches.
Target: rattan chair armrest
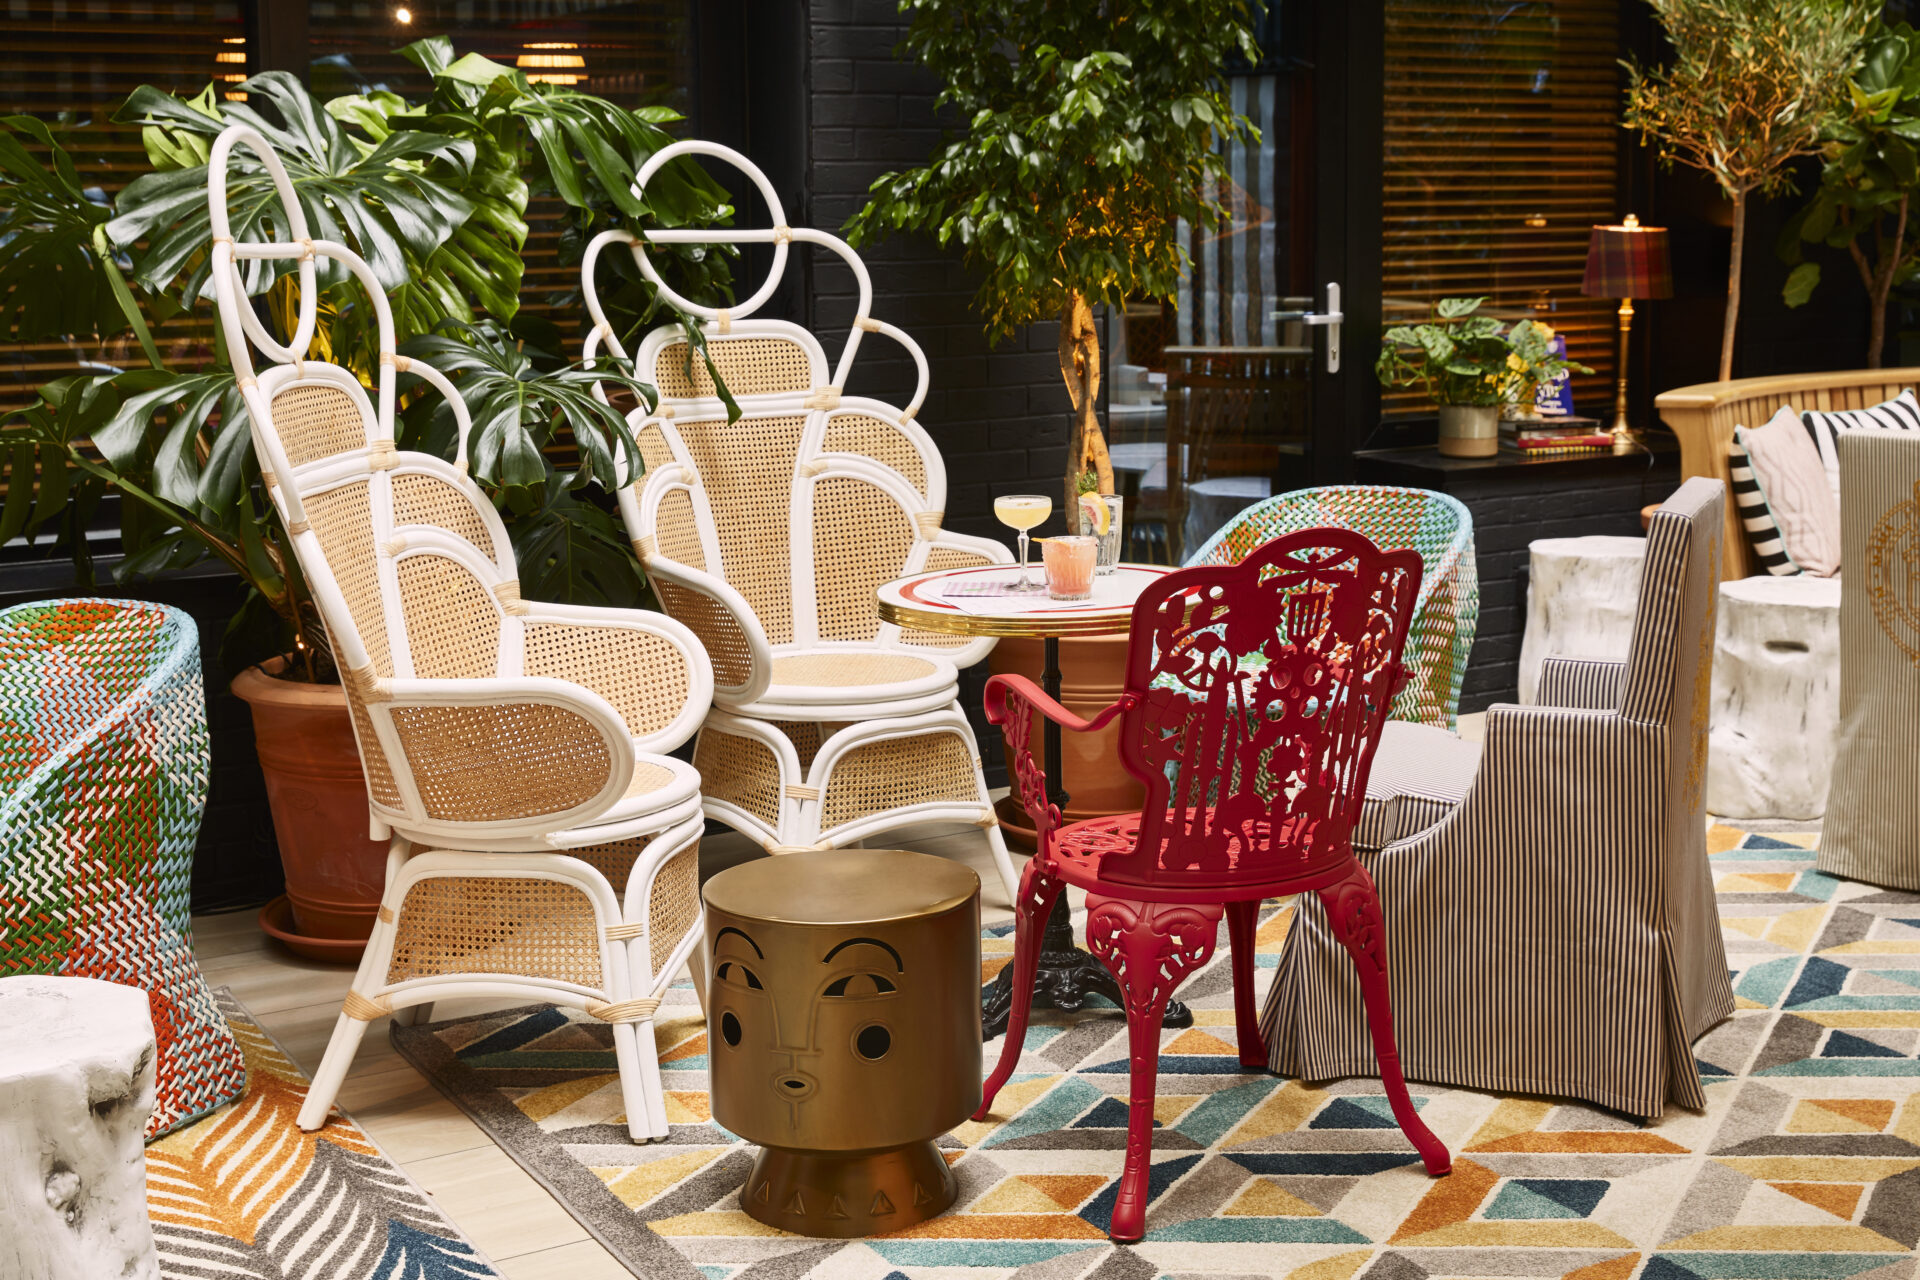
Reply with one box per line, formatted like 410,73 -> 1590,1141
369,676 -> 636,836
637,556 -> 774,705
512,602 -> 715,752
1535,657 -> 1628,711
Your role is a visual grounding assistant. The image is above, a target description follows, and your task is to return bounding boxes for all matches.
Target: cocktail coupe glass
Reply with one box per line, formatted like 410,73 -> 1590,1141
994,494 -> 1053,592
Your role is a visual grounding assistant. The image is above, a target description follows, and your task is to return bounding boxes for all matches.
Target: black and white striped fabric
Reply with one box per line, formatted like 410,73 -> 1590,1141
1728,418 -> 1799,575
1802,388 -> 1920,510
1260,478 -> 1734,1120
1353,722 -> 1480,853
1817,432 -> 1920,892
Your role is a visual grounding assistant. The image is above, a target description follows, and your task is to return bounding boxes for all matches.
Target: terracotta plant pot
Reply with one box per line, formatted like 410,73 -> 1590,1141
230,657 -> 387,962
987,634 -> 1145,849
1437,403 -> 1500,458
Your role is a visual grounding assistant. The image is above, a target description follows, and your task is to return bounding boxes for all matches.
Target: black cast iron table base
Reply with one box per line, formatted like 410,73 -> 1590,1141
980,633 -> 1191,1041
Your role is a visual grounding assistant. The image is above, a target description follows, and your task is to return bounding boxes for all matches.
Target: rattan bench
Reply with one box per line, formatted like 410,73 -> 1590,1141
209,124 -> 715,1143
581,141 -> 1020,902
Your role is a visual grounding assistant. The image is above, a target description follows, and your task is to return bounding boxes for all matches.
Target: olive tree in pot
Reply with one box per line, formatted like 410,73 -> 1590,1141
0,40 -> 734,956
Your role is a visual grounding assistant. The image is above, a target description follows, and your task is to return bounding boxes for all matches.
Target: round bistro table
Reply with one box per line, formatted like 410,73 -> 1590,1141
876,562 -> 1193,1038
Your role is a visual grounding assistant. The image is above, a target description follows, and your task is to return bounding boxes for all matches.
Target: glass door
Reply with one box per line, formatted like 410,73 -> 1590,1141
1110,2 -> 1362,564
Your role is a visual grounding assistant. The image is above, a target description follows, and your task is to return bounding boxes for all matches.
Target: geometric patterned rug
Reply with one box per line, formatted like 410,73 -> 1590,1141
150,991 -> 500,1279
390,826 -> 1920,1280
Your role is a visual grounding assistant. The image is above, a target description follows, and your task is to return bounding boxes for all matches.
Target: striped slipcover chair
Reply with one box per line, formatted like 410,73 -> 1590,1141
580,140 -> 1020,902
1818,431 -> 1920,890
1261,478 -> 1734,1119
0,598 -> 247,1137
207,124 -> 716,1143
1185,485 -> 1479,729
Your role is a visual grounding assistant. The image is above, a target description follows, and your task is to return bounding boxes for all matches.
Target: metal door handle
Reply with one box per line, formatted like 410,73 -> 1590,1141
1271,282 -> 1342,373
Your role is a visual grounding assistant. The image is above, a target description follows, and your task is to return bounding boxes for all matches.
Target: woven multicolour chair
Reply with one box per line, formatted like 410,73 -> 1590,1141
1186,485 -> 1479,729
1260,478 -> 1734,1120
580,141 -> 1020,902
207,124 -> 715,1142
0,597 -> 246,1138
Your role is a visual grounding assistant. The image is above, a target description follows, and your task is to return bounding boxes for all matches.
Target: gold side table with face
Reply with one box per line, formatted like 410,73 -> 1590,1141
702,848 -> 982,1237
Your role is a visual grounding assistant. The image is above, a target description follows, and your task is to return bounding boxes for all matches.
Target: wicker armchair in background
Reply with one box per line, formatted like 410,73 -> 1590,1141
208,125 -> 715,1142
1259,478 -> 1733,1120
581,141 -> 1020,902
0,597 -> 247,1138
1185,484 -> 1479,730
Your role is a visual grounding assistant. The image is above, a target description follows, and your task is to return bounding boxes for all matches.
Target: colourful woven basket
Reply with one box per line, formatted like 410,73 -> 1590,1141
0,597 -> 246,1137
1185,486 -> 1480,728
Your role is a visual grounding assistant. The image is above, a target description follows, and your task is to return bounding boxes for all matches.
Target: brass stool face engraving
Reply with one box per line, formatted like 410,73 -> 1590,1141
703,849 -> 981,1236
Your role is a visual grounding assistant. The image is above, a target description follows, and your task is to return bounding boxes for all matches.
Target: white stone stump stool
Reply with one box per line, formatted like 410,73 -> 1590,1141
1708,575 -> 1843,820
1519,535 -> 1647,704
0,976 -> 160,1280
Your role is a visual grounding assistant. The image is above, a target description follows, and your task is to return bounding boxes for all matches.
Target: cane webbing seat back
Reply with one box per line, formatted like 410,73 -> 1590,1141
1260,478 -> 1735,1120
1187,485 -> 1479,730
582,141 -> 1018,900
0,598 -> 247,1137
209,124 -> 714,1141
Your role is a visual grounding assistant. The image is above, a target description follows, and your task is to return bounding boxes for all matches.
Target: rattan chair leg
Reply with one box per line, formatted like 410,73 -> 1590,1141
297,1011 -> 371,1132
392,1002 -> 434,1027
980,819 -> 1022,910
611,1019 -> 668,1142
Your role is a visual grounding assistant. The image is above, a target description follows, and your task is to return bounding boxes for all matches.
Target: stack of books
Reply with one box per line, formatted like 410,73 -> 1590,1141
1499,414 -> 1614,456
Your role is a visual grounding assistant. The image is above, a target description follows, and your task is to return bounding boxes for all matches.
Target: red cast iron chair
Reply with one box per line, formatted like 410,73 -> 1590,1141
978,527 -> 1452,1242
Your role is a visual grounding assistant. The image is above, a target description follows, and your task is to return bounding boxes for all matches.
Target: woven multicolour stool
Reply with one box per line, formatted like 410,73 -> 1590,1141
0,598 -> 245,1137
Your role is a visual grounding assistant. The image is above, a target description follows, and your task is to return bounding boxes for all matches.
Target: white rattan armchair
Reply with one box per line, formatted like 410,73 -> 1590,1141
580,141 -> 1020,901
208,124 -> 714,1142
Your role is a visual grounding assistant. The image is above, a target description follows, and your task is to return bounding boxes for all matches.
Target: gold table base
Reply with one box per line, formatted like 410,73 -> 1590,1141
742,1139 -> 957,1237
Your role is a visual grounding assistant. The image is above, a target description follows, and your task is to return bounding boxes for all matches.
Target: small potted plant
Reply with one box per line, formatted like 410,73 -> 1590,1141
1376,297 -> 1589,457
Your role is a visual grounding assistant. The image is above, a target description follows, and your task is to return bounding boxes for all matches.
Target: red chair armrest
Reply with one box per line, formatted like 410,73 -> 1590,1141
983,674 -> 1134,858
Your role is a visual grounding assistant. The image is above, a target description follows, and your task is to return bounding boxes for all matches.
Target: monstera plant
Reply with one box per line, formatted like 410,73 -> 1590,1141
0,37 -> 736,680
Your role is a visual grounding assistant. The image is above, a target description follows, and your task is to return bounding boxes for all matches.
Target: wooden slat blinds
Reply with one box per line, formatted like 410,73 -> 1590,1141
1382,0 -> 1621,416
1,1 -> 244,418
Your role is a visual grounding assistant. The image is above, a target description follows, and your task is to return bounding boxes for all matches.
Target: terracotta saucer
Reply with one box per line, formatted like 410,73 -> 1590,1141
258,895 -> 367,964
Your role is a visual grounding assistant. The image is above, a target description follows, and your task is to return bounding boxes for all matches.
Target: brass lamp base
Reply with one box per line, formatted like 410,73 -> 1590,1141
742,1139 -> 957,1237
1611,296 -> 1636,444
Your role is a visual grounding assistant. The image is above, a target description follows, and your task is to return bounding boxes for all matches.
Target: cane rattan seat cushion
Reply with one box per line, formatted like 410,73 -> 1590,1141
553,752 -> 700,838
768,650 -> 946,690
1352,721 -> 1481,853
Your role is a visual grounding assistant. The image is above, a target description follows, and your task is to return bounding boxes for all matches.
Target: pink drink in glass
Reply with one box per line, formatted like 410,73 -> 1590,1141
1043,536 -> 1098,600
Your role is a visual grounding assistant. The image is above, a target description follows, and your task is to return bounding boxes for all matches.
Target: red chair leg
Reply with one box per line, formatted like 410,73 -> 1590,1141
1316,861 -> 1451,1178
1085,895 -> 1222,1243
974,861 -> 1062,1120
1225,899 -> 1265,1067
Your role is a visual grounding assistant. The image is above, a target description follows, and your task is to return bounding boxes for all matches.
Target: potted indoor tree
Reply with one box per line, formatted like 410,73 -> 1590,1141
842,0 -> 1260,838
0,40 -> 735,957
1376,297 -> 1588,457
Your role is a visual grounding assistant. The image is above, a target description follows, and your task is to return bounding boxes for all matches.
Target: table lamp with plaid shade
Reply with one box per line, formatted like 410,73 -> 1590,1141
1582,213 -> 1673,442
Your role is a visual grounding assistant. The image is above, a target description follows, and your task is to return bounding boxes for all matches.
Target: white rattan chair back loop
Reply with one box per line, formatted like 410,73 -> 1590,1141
208,124 -> 317,369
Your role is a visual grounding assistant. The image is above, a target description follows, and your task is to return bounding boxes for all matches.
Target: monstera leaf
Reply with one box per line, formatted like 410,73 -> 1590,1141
106,72 -> 482,319
399,320 -> 655,507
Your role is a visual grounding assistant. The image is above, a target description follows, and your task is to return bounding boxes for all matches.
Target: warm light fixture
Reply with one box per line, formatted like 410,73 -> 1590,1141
1581,212 -> 1674,443
216,36 -> 247,101
517,41 -> 586,86
394,6 -> 413,23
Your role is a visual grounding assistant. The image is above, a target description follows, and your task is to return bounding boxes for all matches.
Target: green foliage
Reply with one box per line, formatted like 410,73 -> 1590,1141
1778,19 -> 1920,363
1375,298 -> 1591,408
1623,0 -> 1873,204
0,39 -> 734,675
843,0 -> 1261,344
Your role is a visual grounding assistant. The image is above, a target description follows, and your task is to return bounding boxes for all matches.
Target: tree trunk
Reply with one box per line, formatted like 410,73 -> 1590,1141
1720,191 -> 1746,383
1866,195 -> 1908,370
1057,290 -> 1113,512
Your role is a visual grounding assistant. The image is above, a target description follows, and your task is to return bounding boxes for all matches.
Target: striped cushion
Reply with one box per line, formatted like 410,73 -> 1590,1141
1353,721 -> 1480,852
1802,388 -> 1920,510
1728,406 -> 1803,576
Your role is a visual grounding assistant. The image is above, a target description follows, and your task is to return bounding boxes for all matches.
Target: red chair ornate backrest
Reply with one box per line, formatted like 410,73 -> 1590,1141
1029,528 -> 1420,892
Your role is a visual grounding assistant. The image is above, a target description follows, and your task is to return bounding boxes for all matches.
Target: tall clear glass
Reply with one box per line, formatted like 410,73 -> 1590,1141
994,494 -> 1052,592
1075,493 -> 1124,575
